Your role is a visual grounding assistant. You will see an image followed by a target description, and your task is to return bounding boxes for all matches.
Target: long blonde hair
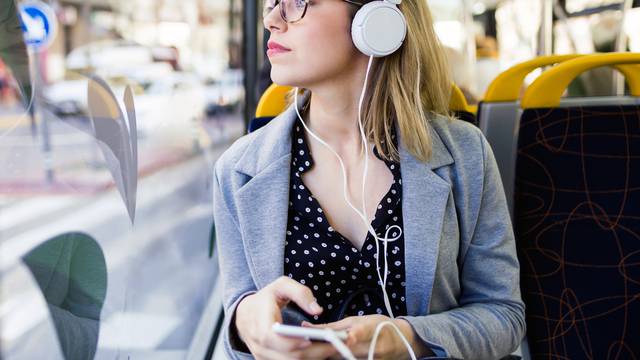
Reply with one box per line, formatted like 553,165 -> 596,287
291,0 -> 452,163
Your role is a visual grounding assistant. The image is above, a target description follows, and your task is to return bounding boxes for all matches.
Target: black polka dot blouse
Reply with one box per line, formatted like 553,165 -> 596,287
284,118 -> 408,324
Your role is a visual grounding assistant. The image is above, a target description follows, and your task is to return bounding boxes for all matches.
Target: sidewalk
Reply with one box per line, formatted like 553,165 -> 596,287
0,113 -> 244,195
0,142 -> 190,195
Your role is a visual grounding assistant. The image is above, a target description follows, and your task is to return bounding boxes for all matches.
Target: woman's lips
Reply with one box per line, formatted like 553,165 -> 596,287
267,41 -> 291,57
267,48 -> 290,57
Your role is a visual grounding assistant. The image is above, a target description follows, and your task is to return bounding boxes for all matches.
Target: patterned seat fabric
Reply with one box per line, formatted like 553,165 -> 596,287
515,104 -> 640,359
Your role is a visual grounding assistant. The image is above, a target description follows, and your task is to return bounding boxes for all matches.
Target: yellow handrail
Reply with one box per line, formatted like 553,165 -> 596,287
255,84 -> 293,117
521,53 -> 640,109
450,84 -> 473,113
484,54 -> 583,103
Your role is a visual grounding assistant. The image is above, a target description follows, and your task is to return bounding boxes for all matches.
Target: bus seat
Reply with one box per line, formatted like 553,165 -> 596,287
450,83 -> 478,126
479,55 -> 586,219
251,84 -> 293,132
479,54 -> 640,219
250,83 -> 478,133
514,53 -> 640,360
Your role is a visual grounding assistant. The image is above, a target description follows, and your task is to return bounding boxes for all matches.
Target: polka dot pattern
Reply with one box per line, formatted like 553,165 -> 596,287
284,119 -> 407,324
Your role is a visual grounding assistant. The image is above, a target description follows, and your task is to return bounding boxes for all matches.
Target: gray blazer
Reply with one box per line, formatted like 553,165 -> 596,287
213,101 -> 526,360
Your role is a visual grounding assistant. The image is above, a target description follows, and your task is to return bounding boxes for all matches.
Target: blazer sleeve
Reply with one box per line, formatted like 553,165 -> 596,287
397,129 -> 526,359
213,163 -> 258,360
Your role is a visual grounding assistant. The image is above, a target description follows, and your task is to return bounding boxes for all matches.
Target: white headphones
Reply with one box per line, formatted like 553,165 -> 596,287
351,0 -> 407,57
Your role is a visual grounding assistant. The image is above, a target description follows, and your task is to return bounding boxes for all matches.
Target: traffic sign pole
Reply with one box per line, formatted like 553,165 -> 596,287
20,1 -> 58,184
32,52 -> 54,183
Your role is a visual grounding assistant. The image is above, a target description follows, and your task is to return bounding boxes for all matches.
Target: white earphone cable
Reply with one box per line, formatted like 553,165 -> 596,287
356,56 -> 396,321
293,54 -> 416,360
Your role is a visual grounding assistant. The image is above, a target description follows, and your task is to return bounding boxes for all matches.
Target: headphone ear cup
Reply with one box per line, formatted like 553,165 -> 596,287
351,1 -> 407,57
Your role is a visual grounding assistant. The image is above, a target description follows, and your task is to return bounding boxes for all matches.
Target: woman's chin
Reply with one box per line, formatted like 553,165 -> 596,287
270,76 -> 295,88
271,69 -> 313,89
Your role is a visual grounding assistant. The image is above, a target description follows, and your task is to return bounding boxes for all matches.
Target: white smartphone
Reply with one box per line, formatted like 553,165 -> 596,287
272,323 -> 349,342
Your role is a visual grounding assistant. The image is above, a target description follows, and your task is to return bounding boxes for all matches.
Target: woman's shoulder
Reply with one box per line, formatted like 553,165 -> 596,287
214,109 -> 296,181
215,129 -> 262,175
428,113 -> 488,169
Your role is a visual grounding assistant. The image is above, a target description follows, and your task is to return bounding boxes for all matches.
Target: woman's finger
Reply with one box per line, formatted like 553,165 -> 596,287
263,331 -> 315,353
302,316 -> 357,330
300,321 -> 323,328
349,324 -> 402,360
292,342 -> 341,359
254,340 -> 339,360
251,342 -> 297,360
270,276 -> 323,316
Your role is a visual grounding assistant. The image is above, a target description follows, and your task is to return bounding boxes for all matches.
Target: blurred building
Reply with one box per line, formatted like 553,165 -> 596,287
33,0 -> 240,83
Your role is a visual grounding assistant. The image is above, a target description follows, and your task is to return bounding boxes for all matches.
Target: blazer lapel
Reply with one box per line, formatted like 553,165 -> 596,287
233,98 -> 455,313
399,123 -> 454,316
233,102 -> 300,289
235,154 -> 292,289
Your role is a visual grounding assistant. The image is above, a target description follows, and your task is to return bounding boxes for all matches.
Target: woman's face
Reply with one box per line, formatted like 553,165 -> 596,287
263,0 -> 365,88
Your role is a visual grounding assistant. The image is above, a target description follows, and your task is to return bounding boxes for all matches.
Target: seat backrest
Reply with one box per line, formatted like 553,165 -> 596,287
255,83 -> 293,119
480,55 -> 587,219
449,83 -> 478,127
514,53 -> 640,359
479,54 -> 640,219
250,84 -> 293,132
250,83 -> 477,133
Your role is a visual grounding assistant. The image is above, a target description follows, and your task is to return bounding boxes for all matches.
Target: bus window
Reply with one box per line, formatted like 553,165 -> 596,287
1,1 -> 244,359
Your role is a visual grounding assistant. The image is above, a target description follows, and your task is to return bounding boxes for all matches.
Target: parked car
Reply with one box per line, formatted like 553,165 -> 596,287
134,72 -> 209,149
66,40 -> 154,71
44,72 -> 145,118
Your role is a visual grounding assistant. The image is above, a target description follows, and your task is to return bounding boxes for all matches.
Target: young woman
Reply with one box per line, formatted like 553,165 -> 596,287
213,1 -> 525,359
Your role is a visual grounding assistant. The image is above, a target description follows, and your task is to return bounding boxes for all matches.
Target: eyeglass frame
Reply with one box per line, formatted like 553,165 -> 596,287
263,0 -> 366,24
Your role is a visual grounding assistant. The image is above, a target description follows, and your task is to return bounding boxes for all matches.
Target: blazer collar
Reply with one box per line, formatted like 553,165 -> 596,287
233,98 -> 454,316
234,93 -> 454,177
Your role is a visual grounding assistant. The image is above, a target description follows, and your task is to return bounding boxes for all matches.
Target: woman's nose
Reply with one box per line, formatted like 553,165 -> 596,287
263,4 -> 286,32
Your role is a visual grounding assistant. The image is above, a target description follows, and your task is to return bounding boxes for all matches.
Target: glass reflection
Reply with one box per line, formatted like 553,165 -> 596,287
22,232 -> 107,360
0,0 -> 32,110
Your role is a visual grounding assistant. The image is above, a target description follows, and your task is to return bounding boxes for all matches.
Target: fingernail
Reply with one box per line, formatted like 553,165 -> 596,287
298,340 -> 313,349
301,321 -> 311,327
309,301 -> 322,313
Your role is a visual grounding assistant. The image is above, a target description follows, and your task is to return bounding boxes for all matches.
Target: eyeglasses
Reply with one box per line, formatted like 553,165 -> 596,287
263,0 -> 364,24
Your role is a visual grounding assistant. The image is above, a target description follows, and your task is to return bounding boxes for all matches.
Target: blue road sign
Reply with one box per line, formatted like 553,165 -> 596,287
19,1 -> 58,51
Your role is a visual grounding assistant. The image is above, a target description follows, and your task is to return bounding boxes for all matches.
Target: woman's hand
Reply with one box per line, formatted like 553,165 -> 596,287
302,315 -> 430,360
234,276 -> 340,360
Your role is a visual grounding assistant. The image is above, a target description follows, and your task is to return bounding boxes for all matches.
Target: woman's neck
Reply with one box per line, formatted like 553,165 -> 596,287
297,52 -> 372,157
305,79 -> 368,153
